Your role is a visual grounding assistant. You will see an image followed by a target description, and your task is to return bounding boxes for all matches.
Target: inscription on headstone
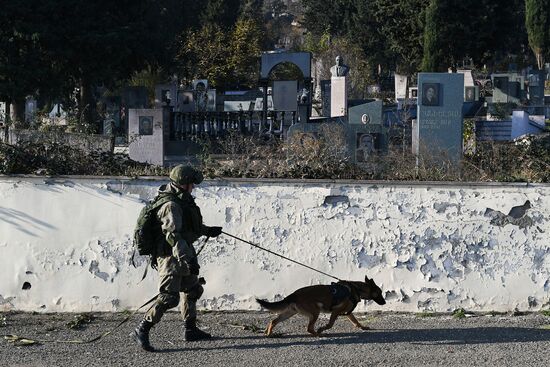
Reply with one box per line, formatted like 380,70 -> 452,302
416,73 -> 464,163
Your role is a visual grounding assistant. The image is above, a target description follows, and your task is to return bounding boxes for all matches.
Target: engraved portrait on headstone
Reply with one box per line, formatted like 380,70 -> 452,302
139,116 -> 154,135
330,55 -> 350,77
356,133 -> 375,162
422,83 -> 440,106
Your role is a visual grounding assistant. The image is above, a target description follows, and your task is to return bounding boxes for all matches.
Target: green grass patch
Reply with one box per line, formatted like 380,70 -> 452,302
453,308 -> 466,319
541,310 -> 550,317
540,325 -> 550,330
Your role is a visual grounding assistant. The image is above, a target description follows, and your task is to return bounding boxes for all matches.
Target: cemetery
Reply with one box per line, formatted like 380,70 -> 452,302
3,51 -> 548,180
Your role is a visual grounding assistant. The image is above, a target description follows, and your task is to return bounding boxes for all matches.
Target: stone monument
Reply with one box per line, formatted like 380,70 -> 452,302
415,73 -> 464,163
128,108 -> 166,166
330,56 -> 350,77
330,56 -> 350,117
330,77 -> 347,117
273,80 -> 298,111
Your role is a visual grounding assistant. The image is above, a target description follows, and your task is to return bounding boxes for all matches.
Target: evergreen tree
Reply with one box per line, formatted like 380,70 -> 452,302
201,0 -> 242,29
525,0 -> 550,69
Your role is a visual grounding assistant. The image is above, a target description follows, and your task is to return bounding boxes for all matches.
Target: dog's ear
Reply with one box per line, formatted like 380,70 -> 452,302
365,275 -> 369,282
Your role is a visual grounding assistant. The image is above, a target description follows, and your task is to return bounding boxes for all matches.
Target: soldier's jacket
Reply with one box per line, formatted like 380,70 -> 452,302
155,183 -> 208,266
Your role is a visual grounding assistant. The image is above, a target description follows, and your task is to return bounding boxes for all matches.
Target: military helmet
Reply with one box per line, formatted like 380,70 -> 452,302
169,165 -> 203,185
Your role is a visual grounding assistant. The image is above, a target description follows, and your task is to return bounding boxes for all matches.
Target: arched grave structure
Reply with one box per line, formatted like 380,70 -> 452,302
259,51 -> 312,131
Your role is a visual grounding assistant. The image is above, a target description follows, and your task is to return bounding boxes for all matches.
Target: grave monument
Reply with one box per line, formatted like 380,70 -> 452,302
128,108 -> 167,166
415,73 -> 464,163
330,55 -> 350,117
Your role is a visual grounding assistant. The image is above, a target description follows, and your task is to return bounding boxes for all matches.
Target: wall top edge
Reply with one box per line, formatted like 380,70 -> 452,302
1,175 -> 549,188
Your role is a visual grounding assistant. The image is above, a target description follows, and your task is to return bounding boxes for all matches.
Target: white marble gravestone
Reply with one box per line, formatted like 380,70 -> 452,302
330,77 -> 347,117
128,108 -> 164,166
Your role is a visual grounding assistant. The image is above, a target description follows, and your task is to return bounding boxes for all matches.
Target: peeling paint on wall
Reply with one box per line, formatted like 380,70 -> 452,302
0,177 -> 549,313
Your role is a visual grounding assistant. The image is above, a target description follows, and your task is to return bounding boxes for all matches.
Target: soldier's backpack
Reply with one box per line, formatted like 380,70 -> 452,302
133,193 -> 178,257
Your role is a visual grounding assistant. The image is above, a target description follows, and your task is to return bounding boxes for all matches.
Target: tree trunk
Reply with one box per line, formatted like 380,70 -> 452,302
2,103 -> 10,143
536,52 -> 544,70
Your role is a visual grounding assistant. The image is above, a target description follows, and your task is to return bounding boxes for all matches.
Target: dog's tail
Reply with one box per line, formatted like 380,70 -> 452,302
256,297 -> 293,312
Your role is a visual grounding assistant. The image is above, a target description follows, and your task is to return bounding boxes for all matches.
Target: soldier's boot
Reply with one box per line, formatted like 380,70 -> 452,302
133,319 -> 155,352
184,317 -> 212,341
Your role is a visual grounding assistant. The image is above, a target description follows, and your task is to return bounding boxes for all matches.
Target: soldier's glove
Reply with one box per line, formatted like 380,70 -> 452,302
189,261 -> 200,275
205,226 -> 223,238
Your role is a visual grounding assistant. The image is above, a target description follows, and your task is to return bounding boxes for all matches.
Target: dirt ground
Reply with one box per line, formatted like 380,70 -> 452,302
1,311 -> 550,367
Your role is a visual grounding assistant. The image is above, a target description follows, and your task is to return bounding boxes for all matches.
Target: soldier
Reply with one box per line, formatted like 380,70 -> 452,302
133,165 -> 222,352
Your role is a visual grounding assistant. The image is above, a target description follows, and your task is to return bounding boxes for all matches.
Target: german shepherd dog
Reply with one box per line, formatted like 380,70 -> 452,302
257,276 -> 386,336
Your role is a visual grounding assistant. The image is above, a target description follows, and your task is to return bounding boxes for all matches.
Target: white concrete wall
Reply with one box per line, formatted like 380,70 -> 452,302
1,176 -> 549,313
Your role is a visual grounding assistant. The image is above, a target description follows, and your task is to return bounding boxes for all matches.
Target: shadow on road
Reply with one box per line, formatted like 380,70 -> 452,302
181,327 -> 550,352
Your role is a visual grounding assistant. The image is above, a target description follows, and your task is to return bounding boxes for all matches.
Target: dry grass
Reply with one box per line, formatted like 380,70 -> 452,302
1,126 -> 549,183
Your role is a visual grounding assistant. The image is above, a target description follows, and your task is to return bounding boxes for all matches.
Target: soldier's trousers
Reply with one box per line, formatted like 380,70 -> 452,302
145,256 -> 203,325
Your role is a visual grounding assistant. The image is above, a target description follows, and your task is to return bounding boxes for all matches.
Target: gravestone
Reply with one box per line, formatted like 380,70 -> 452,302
331,77 -> 347,117
347,101 -> 387,163
206,90 -> 217,112
491,73 -> 525,104
155,84 -> 177,108
273,80 -> 298,111
416,73 -> 464,163
25,98 -> 37,123
527,71 -> 546,107
394,74 -> 408,99
321,80 -> 331,117
348,100 -> 382,125
128,108 -> 165,166
177,90 -> 195,112
193,80 -> 209,112
102,96 -> 121,136
122,87 -> 148,140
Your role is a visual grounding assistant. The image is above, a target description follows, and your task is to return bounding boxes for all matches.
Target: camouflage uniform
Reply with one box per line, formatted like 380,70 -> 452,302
144,182 -> 208,325
133,165 -> 222,352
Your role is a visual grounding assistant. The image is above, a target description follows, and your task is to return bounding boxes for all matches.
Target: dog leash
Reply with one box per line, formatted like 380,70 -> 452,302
3,294 -> 159,346
221,231 -> 341,281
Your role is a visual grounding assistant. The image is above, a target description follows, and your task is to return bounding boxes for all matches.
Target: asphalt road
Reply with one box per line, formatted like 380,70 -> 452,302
1,311 -> 549,367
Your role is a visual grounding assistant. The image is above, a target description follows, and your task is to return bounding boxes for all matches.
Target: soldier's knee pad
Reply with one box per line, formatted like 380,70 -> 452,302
158,292 -> 180,309
187,284 -> 204,301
